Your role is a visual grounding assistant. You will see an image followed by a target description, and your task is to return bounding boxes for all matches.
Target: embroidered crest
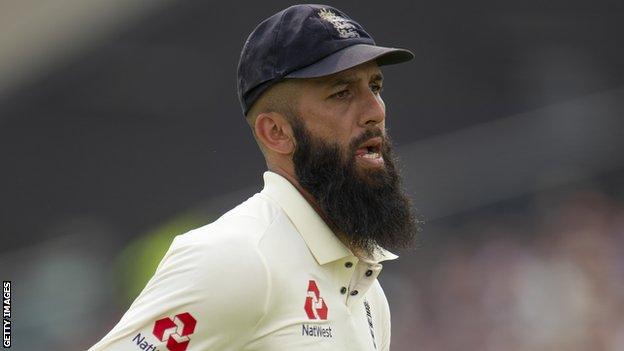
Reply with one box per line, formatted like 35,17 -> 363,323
318,8 -> 360,39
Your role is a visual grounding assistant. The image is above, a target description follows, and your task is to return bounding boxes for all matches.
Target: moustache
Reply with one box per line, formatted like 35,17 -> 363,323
349,128 -> 385,150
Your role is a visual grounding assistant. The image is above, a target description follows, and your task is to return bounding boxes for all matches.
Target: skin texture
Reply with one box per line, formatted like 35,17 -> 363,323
254,62 -> 384,198
250,61 -> 411,255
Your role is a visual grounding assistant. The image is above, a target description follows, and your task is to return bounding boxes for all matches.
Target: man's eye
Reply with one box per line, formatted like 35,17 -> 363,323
330,89 -> 351,99
371,84 -> 383,94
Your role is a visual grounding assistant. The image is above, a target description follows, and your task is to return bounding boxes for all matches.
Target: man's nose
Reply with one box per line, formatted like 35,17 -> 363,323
357,89 -> 385,127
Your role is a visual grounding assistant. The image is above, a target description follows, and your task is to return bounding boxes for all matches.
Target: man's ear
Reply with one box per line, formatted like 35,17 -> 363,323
254,112 -> 295,155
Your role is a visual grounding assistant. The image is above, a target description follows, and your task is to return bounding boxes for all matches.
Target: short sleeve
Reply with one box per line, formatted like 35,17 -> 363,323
88,233 -> 271,351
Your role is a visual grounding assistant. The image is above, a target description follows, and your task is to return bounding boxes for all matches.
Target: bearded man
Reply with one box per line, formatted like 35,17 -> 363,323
89,4 -> 418,351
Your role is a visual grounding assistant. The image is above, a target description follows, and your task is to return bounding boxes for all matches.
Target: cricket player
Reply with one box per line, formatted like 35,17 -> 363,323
89,4 -> 418,350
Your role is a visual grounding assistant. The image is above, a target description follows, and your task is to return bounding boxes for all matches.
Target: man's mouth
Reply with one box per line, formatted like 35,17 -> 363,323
355,137 -> 384,167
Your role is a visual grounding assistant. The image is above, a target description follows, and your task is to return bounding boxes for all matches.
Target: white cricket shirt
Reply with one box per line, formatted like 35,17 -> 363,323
89,171 -> 398,351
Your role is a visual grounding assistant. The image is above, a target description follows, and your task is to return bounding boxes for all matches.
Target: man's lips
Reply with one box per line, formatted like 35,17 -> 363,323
355,136 -> 384,167
355,137 -> 382,156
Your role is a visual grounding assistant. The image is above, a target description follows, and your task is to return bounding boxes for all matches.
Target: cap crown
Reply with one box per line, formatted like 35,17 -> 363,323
237,4 -> 375,114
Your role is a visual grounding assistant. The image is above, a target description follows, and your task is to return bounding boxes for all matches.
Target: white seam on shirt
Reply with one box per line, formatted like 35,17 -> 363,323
245,210 -> 279,343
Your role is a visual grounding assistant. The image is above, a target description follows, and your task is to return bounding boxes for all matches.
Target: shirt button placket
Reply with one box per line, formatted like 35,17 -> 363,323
341,259 -> 356,302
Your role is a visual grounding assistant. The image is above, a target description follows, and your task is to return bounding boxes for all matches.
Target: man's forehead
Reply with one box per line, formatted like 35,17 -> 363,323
310,61 -> 383,86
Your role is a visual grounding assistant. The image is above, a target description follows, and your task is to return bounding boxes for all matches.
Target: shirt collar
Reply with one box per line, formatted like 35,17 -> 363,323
260,171 -> 398,265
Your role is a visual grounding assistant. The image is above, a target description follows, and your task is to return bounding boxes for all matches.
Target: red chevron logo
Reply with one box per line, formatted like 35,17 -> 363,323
304,280 -> 328,320
152,312 -> 197,351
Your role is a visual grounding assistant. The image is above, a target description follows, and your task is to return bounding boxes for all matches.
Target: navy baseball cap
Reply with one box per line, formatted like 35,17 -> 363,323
237,4 -> 414,115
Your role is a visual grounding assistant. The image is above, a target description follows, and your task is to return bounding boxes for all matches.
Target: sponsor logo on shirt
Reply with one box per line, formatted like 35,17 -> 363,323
301,324 -> 333,338
304,280 -> 328,320
132,333 -> 160,351
152,312 -> 197,351
302,280 -> 333,338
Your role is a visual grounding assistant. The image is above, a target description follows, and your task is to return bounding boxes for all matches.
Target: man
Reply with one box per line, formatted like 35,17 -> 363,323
89,4 -> 418,351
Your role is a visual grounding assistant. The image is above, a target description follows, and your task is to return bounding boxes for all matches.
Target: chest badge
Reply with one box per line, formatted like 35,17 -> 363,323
304,280 -> 328,320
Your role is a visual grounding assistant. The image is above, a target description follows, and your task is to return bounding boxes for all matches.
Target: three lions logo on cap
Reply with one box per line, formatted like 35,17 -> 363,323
318,8 -> 360,39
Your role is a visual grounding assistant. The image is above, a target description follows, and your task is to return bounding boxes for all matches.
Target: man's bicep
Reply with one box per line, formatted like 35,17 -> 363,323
88,238 -> 270,350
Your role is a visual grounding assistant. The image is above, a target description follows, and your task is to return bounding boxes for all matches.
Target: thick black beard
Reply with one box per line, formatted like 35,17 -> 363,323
290,117 -> 419,257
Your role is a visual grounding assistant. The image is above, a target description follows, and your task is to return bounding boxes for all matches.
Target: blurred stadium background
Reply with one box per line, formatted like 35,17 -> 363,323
1,1 -> 624,350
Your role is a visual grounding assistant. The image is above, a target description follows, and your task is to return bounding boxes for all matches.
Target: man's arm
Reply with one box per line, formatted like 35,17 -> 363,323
376,282 -> 392,351
89,233 -> 270,351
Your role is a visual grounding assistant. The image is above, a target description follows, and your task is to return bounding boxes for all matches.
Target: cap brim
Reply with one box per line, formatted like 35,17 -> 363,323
285,43 -> 414,79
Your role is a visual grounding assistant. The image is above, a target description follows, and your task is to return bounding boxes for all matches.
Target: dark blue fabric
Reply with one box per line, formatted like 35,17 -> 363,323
237,4 -> 412,115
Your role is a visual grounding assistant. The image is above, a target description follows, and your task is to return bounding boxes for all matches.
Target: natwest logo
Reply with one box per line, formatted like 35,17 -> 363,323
152,312 -> 197,351
304,280 -> 328,320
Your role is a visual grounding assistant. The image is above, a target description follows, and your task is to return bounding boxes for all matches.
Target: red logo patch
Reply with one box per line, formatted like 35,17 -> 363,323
304,280 -> 328,320
152,312 -> 197,351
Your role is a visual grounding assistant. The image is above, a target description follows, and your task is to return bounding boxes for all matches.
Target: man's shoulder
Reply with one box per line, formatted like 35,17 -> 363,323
93,194 -> 278,350
173,192 -> 284,250
146,192 -> 281,295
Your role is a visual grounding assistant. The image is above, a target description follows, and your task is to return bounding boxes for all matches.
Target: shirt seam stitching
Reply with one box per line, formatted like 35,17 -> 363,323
246,210 -> 280,342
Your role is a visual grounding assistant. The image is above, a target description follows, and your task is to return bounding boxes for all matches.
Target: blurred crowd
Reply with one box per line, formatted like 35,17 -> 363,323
388,189 -> 624,351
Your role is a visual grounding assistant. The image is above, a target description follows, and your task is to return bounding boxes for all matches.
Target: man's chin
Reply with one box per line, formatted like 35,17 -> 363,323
354,162 -> 391,187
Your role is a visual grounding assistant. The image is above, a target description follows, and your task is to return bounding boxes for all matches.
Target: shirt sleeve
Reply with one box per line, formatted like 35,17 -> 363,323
377,282 -> 392,351
380,307 -> 391,351
88,233 -> 271,351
